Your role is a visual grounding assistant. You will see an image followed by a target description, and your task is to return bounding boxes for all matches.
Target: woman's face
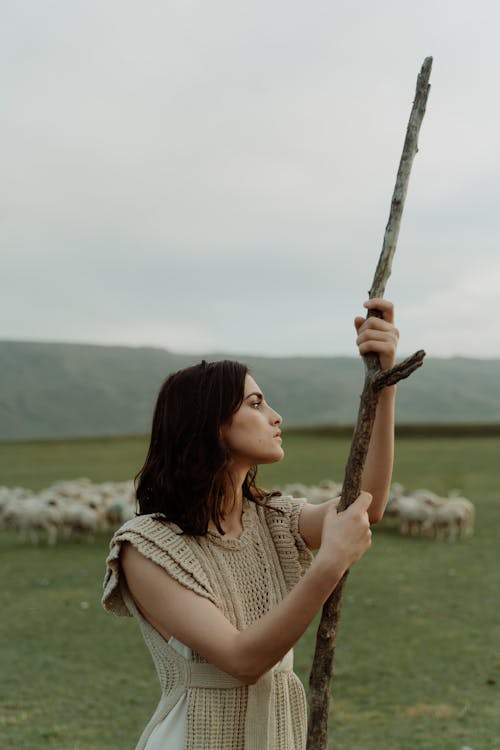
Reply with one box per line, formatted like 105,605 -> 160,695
220,374 -> 284,468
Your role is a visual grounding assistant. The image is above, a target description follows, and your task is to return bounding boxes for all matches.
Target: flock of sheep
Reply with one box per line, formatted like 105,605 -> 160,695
279,480 -> 475,541
0,476 -> 474,545
0,478 -> 136,545
384,483 -> 475,540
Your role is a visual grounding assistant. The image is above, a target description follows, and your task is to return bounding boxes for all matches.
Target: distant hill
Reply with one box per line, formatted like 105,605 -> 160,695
1,341 -> 500,440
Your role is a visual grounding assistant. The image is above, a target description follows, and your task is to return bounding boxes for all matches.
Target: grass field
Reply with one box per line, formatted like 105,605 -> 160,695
1,433 -> 500,749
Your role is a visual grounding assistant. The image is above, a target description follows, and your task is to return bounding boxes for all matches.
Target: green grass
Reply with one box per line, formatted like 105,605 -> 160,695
1,434 -> 500,749
0,435 -> 147,491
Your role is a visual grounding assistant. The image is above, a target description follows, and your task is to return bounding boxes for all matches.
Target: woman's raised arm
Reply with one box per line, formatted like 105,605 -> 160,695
355,298 -> 398,521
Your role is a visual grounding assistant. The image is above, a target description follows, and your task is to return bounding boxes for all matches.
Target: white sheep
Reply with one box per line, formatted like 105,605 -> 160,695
384,482 -> 406,519
61,502 -> 107,539
279,480 -> 341,505
0,479 -> 138,544
2,495 -> 62,545
432,497 -> 475,541
395,495 -> 440,538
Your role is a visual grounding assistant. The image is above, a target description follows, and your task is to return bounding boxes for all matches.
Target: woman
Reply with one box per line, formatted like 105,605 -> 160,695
102,298 -> 399,750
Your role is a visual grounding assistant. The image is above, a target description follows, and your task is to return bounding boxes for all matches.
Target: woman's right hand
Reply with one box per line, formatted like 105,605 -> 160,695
317,490 -> 373,573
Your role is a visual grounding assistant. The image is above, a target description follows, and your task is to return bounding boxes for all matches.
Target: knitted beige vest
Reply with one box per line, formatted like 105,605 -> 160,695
102,495 -> 312,750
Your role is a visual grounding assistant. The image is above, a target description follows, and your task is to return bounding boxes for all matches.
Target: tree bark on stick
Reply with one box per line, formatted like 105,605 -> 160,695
306,56 -> 433,750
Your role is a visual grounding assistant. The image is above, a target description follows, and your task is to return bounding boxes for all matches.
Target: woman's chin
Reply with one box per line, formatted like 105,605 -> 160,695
260,448 -> 285,465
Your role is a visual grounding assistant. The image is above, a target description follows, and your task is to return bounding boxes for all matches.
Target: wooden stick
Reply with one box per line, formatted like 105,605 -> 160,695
306,56 -> 433,750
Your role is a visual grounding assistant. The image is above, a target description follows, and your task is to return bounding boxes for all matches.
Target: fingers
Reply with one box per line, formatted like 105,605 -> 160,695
355,304 -> 398,338
354,300 -> 399,369
356,323 -> 398,351
357,332 -> 398,352
356,316 -> 398,334
333,491 -> 372,517
354,316 -> 365,333
346,491 -> 373,554
321,491 -> 372,567
364,298 -> 395,323
326,496 -> 341,512
356,323 -> 399,343
350,490 -> 372,513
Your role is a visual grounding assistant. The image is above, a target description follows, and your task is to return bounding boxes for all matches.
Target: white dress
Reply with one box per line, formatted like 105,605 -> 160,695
143,637 -> 189,750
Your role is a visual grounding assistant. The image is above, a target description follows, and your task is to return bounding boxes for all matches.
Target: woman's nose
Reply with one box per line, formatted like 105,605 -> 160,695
271,409 -> 282,425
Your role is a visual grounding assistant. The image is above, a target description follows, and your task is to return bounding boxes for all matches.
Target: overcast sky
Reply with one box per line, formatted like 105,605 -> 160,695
2,1 -> 499,358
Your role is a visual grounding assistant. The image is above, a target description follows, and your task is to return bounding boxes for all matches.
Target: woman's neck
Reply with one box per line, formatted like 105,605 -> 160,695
208,466 -> 248,537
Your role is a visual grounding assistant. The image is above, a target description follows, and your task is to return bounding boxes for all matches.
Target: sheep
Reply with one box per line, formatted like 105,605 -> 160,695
47,479 -> 85,498
2,495 -> 63,545
0,480 -> 132,544
0,477 -> 474,545
317,479 -> 343,496
432,497 -> 475,541
279,482 -> 311,499
276,481 -> 475,542
279,480 -> 341,505
61,502 -> 107,540
384,482 -> 406,519
395,495 -> 441,538
410,488 -> 442,505
391,490 -> 475,541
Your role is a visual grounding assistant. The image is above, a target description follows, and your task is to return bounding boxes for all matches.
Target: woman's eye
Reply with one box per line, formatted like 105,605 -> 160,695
251,401 -> 261,409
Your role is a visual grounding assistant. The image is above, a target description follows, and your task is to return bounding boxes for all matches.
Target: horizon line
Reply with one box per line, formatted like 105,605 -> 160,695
0,338 -> 498,362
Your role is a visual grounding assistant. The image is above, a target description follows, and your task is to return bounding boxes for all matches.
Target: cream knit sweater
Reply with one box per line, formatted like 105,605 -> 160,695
102,495 -> 312,750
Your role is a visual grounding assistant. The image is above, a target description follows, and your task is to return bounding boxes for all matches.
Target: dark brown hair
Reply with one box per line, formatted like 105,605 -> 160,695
135,359 -> 272,535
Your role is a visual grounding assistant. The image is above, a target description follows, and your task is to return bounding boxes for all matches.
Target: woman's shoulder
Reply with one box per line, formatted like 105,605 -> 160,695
111,513 -> 183,542
102,514 -> 218,617
258,494 -> 312,589
107,512 -> 206,571
262,493 -> 308,525
260,494 -> 309,552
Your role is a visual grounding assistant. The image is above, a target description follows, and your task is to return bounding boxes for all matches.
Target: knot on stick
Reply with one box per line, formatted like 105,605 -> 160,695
372,350 -> 426,391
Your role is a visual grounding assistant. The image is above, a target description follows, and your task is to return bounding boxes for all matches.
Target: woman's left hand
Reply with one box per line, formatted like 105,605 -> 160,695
354,298 -> 399,370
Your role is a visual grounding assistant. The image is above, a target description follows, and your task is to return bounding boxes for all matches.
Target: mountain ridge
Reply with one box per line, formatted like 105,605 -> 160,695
1,341 -> 499,440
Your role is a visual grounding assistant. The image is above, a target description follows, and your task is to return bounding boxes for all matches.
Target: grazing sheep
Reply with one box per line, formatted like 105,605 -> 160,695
2,495 -> 62,545
410,488 -> 442,505
432,497 -> 475,541
61,502 -> 107,539
0,477 -> 474,545
384,482 -> 406,519
390,490 -> 475,541
279,480 -> 341,505
395,495 -> 439,537
0,479 -> 138,544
